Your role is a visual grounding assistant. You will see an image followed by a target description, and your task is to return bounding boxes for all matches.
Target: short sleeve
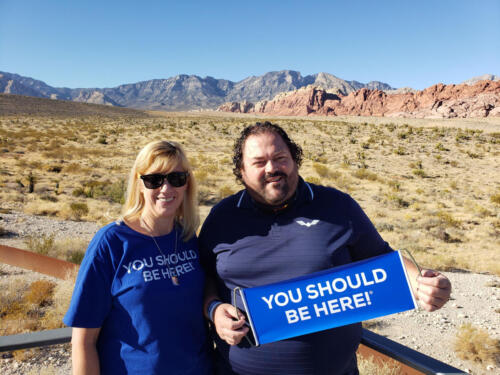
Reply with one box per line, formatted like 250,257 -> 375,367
198,208 -> 218,279
346,195 -> 393,261
63,229 -> 115,328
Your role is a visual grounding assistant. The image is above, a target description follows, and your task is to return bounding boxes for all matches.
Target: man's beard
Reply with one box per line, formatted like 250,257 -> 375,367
245,171 -> 292,206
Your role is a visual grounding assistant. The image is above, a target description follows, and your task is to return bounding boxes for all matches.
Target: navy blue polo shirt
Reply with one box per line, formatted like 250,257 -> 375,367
199,178 -> 392,375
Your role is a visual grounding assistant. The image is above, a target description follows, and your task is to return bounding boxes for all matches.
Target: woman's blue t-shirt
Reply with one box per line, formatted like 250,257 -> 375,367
63,222 -> 212,375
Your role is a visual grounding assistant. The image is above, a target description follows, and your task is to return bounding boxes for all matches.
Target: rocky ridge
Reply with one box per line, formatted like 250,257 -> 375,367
0,70 -> 393,111
218,80 -> 500,118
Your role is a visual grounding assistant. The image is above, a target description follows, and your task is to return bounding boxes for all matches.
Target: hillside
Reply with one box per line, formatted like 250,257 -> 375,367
0,94 -> 150,118
218,80 -> 500,119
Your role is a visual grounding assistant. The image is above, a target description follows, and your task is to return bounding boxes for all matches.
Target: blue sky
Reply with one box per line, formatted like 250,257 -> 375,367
0,0 -> 498,90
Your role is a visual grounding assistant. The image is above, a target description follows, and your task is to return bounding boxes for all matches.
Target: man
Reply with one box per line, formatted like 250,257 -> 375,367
200,122 -> 451,375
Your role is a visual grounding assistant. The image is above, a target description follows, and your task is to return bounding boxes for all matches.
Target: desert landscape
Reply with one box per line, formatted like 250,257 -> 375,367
0,94 -> 499,374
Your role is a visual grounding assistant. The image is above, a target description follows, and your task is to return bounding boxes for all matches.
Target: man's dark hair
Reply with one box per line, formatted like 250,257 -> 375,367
232,121 -> 303,182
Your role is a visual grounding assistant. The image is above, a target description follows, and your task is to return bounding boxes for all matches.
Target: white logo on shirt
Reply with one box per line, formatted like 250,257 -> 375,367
296,219 -> 319,227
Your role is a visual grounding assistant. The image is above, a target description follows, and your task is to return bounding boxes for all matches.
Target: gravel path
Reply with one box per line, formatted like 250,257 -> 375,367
0,212 -> 499,374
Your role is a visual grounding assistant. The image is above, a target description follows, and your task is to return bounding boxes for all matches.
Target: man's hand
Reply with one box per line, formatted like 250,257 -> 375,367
415,269 -> 451,311
213,303 -> 249,345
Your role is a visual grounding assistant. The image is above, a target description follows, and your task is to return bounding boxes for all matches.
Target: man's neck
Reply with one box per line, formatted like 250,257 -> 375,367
251,192 -> 297,213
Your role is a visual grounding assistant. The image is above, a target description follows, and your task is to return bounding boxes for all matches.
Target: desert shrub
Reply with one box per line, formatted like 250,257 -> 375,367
397,131 -> 409,139
97,135 -> 108,144
313,163 -> 330,177
24,234 -> 55,255
386,180 -> 401,191
0,225 -> 9,236
67,249 -> 85,264
394,146 -> 406,155
491,193 -> 500,205
46,165 -> 63,173
198,186 -> 218,205
436,211 -> 461,228
204,163 -> 219,174
454,324 -> 500,365
455,133 -> 471,142
376,222 -> 394,232
358,354 -> 401,375
194,169 -> 208,183
24,280 -> 55,307
384,193 -> 410,208
466,151 -> 481,159
40,193 -> 58,202
72,179 -> 125,203
313,155 -> 328,164
105,180 -> 126,204
412,169 -> 426,178
70,202 -> 89,219
63,162 -> 84,173
218,185 -> 235,199
435,142 -> 448,151
432,228 -> 462,243
352,168 -> 378,181
0,279 -> 28,321
0,278 -> 59,336
472,204 -> 493,218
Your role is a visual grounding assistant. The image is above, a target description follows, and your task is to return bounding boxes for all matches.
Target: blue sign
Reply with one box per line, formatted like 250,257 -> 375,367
238,251 -> 417,346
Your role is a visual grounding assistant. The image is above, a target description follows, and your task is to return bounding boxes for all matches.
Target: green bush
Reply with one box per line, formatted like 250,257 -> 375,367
352,168 -> 378,181
66,249 -> 85,264
70,202 -> 89,219
72,179 -> 126,203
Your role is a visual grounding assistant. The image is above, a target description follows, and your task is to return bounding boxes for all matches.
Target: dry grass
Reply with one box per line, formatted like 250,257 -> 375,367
454,324 -> 500,365
22,235 -> 88,264
0,279 -> 56,335
0,269 -> 77,336
0,110 -> 499,277
357,354 -> 402,375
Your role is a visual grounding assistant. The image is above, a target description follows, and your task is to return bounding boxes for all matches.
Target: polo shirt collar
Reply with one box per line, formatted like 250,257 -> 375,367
236,176 -> 314,210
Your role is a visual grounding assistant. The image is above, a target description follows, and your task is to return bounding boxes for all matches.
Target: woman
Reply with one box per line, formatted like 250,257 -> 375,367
64,140 -> 213,375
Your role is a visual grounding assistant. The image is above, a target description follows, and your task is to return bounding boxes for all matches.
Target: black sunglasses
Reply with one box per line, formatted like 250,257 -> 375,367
140,172 -> 189,189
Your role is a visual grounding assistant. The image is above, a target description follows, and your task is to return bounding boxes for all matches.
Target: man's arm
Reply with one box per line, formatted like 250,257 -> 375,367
403,257 -> 451,311
203,277 -> 249,345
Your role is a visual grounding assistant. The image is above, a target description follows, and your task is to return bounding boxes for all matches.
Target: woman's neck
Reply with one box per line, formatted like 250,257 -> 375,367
139,214 -> 174,237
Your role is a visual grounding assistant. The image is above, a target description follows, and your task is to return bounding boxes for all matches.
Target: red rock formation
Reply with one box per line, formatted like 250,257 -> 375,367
217,80 -> 500,118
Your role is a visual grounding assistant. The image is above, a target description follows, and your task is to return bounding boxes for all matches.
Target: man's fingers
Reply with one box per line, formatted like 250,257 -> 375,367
223,305 -> 246,321
219,325 -> 249,345
213,303 -> 249,345
417,293 -> 446,311
420,269 -> 438,278
417,283 -> 450,300
414,269 -> 452,312
418,273 -> 451,289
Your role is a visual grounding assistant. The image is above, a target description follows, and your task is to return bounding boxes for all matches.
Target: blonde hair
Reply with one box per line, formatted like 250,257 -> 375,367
121,140 -> 199,241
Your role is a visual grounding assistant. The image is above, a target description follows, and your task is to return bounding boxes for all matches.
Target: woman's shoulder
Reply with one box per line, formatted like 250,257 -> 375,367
93,220 -> 128,239
87,221 -> 132,253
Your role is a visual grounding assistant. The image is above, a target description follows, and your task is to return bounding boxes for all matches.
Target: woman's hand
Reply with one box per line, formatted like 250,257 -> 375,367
212,303 -> 249,345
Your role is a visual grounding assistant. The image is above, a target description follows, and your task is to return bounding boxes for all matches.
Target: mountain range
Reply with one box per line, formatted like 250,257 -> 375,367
1,71 -> 498,112
0,70 -> 394,111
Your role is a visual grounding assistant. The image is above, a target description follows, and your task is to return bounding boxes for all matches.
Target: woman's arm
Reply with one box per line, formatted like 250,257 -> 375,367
71,327 -> 101,375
